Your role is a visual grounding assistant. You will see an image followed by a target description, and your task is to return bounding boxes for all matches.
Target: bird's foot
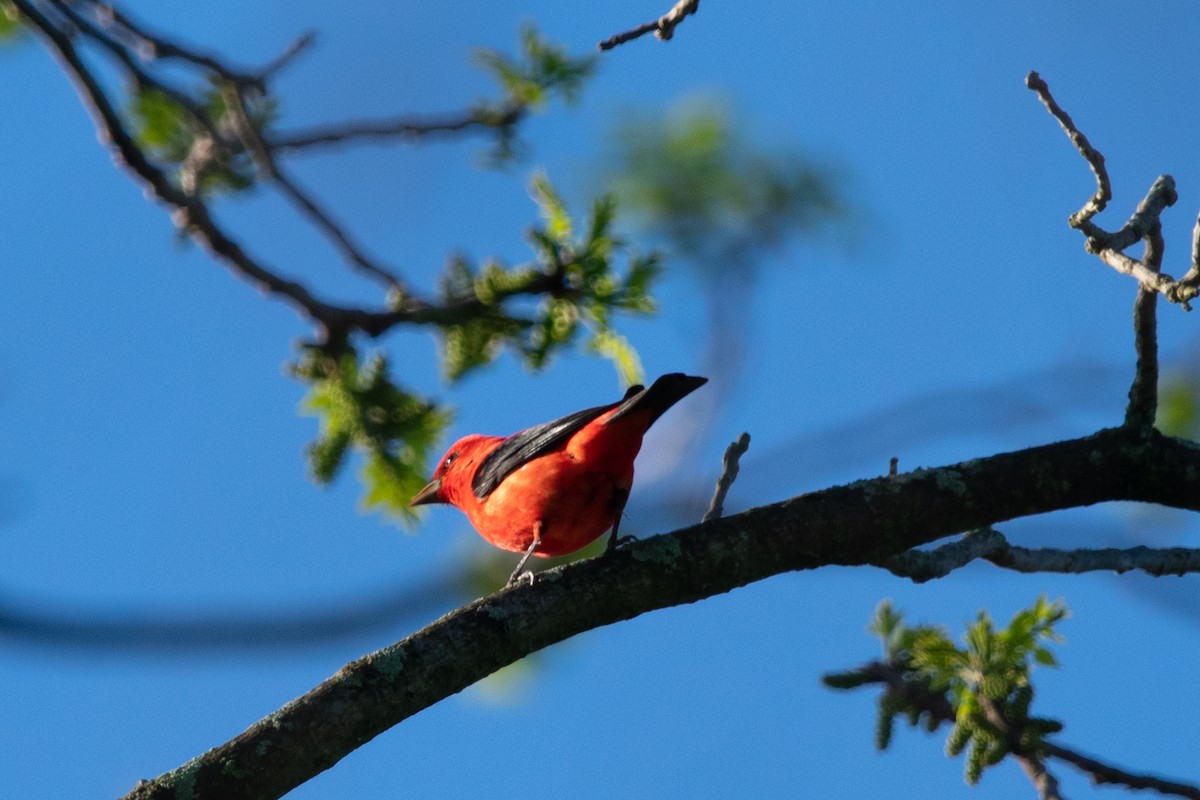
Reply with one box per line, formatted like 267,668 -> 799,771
606,533 -> 637,552
506,568 -> 537,588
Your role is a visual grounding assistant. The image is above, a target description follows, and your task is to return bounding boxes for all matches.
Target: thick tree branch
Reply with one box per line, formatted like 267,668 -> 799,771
598,0 -> 701,51
120,427 -> 1200,800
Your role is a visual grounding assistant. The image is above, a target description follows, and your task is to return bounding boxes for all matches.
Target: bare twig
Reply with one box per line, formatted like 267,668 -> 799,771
92,0 -> 262,87
1026,71 -> 1198,310
880,527 -> 1200,582
1025,70 -> 1110,230
255,30 -> 317,81
703,432 -> 750,522
219,81 -> 405,288
1047,743 -> 1200,800
269,103 -> 527,152
598,0 -> 701,51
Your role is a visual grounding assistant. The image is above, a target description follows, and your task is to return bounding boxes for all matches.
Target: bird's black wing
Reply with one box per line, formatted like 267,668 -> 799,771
470,390 -> 639,499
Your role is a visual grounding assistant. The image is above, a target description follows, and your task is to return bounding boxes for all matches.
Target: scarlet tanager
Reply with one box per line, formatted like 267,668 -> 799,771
410,373 -> 707,583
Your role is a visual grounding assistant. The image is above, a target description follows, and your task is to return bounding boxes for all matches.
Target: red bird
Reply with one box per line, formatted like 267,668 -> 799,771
411,373 -> 707,583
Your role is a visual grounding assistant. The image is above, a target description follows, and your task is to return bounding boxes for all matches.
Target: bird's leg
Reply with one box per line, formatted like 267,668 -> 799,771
507,522 -> 543,586
606,488 -> 635,552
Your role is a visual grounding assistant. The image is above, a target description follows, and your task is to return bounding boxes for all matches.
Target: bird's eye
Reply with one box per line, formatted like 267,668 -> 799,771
442,452 -> 459,470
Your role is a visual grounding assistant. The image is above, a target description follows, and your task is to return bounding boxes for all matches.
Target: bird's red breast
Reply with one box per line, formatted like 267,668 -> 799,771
411,374 -> 706,558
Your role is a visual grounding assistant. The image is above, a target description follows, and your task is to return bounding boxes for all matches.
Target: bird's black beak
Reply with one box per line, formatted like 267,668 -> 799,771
409,478 -> 443,507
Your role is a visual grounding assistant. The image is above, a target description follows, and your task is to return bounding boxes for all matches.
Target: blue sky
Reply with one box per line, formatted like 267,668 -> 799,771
3,1 -> 1200,797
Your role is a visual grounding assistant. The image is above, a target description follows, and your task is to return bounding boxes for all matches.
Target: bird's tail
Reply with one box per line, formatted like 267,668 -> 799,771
605,373 -> 708,427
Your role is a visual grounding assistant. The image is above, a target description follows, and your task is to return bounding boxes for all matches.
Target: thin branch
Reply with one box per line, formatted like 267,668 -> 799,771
219,81 -> 405,288
15,0 -> 542,343
1026,71 -> 1198,310
1177,211 -> 1200,304
976,694 -> 1064,800
255,30 -> 317,81
1047,743 -> 1200,800
1025,70 -> 1110,230
703,432 -> 750,522
1126,226 -> 1162,428
51,0 -> 227,147
91,0 -> 263,87
12,1 -> 385,338
881,527 -> 1200,582
1098,175 -> 1179,253
269,103 -> 527,153
598,0 -> 701,51
119,426 -> 1200,800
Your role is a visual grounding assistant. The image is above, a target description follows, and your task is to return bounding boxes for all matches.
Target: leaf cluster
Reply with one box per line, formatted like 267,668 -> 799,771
128,83 -> 275,196
472,25 -> 597,166
475,25 -> 594,108
1158,374 -> 1199,441
0,1 -> 21,40
291,347 -> 450,525
434,172 -> 658,388
607,97 -> 847,277
828,598 -> 1067,786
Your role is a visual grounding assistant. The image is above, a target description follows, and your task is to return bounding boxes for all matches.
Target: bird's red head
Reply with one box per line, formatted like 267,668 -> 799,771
409,434 -> 495,508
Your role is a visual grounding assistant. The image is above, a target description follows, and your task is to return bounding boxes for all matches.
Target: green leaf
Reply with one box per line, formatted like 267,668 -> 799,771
307,428 -> 353,484
0,2 -> 23,41
1157,375 -> 1198,440
587,329 -> 644,387
432,173 -> 659,385
874,695 -> 897,751
129,87 -> 193,156
475,25 -> 596,109
530,171 -> 573,241
1032,647 -> 1058,668
293,346 -> 451,526
847,598 -> 1071,786
945,722 -> 972,757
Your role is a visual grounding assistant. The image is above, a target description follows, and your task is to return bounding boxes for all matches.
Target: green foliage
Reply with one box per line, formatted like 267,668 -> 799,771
292,347 -> 450,525
434,172 -> 657,387
833,599 -> 1068,787
1157,374 -> 1199,441
127,83 -> 270,196
472,25 -> 596,166
0,1 -> 22,41
606,95 -> 848,278
475,24 -> 595,108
